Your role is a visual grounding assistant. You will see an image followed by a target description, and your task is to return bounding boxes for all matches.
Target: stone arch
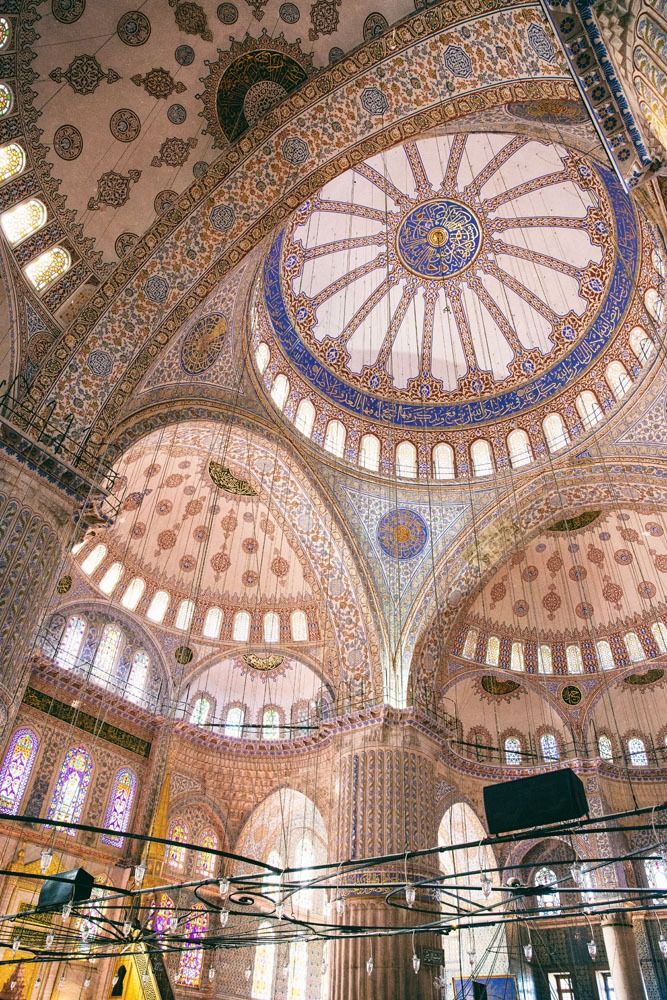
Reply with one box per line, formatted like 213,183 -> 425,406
234,787 -> 328,878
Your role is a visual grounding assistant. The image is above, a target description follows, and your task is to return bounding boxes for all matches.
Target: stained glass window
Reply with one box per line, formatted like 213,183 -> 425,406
0,83 -> 13,118
486,636 -> 500,667
224,706 -> 244,737
510,642 -> 524,671
146,590 -> 170,623
359,433 -> 380,472
175,599 -> 195,631
540,733 -> 560,762
325,419 -> 346,459
99,562 -> 124,595
24,246 -> 71,291
255,341 -> 270,374
576,391 -> 603,429
507,429 -> 532,468
251,922 -> 274,1000
0,19 -> 10,50
433,441 -> 456,479
566,644 -> 583,674
543,412 -> 569,453
47,747 -> 93,832
287,940 -> 308,1000
504,737 -> 522,765
233,610 -> 251,641
0,728 -> 38,814
624,632 -> 645,664
294,398 -> 316,437
471,438 -> 493,477
165,822 -> 188,868
151,893 -> 175,936
203,607 -> 223,639
395,440 -> 417,478
121,577 -> 145,611
55,616 -> 85,668
191,697 -> 212,726
535,867 -> 560,913
537,644 -> 552,674
196,831 -> 218,876
291,610 -> 308,642
628,737 -> 648,767
263,612 -> 279,643
101,768 -> 137,847
262,708 -> 281,740
598,735 -> 613,761
175,906 -> 208,987
80,543 -> 107,575
461,628 -> 478,660
270,374 -> 289,411
596,640 -> 615,670
652,621 -> 667,653
1,198 -> 47,244
0,143 -> 24,184
92,624 -> 123,682
127,651 -> 149,705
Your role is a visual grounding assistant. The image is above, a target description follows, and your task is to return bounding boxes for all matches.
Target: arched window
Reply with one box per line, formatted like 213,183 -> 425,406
24,247 -> 71,292
606,360 -> 631,401
47,747 -> 93,830
510,642 -> 524,671
293,838 -> 316,914
645,288 -> 664,324
191,697 -> 212,726
175,907 -> 208,987
652,621 -> 667,654
101,768 -> 137,847
263,612 -> 280,643
291,610 -> 308,642
537,644 -> 552,674
0,728 -> 38,814
359,433 -> 380,472
152,893 -> 176,935
224,706 -> 245,737
270,373 -> 290,411
233,610 -> 251,642
396,440 -> 417,479
576,391 -> 603,429
0,198 -> 47,244
146,590 -> 170,624
534,867 -> 560,913
81,543 -> 107,575
262,707 -> 280,740
471,439 -> 493,477
0,82 -> 12,117
255,342 -> 270,374
628,737 -> 648,767
251,921 -> 275,1000
644,858 -> 667,895
507,428 -> 532,469
0,143 -> 25,184
165,822 -> 188,868
566,644 -> 583,674
540,733 -> 560,762
596,639 -> 614,670
120,576 -> 145,611
461,628 -> 478,660
99,562 -> 124,596
127,651 -> 149,704
543,413 -> 569,453
55,615 -> 86,668
624,632 -> 645,663
504,737 -> 522,765
70,540 -> 86,556
203,607 -> 223,639
93,624 -> 123,678
286,940 -> 308,1000
196,832 -> 218,876
433,442 -> 455,479
294,398 -> 316,437
324,419 -> 346,458
598,734 -> 613,761
486,635 -> 500,667
630,326 -> 655,364
0,18 -> 10,51
175,599 -> 195,631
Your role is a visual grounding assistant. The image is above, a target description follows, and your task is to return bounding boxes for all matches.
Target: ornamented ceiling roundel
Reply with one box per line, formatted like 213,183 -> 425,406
258,132 -> 641,430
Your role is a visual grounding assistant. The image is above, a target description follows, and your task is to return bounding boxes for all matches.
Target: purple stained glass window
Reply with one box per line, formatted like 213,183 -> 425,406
47,746 -> 93,833
0,728 -> 38,814
175,906 -> 208,987
151,893 -> 175,936
101,768 -> 137,847
165,821 -> 188,868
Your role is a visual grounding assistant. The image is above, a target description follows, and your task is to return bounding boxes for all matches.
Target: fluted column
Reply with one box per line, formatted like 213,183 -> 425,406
0,452 -> 77,721
329,720 -> 442,1000
601,913 -> 647,1000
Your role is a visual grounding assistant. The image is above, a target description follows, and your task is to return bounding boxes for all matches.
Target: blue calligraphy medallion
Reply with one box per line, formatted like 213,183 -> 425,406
396,199 -> 482,278
377,509 -> 428,560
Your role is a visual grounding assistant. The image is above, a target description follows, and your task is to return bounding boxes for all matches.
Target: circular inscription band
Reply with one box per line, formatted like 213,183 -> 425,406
396,198 -> 483,279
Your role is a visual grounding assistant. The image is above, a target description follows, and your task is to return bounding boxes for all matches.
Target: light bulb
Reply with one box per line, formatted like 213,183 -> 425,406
40,848 -> 52,874
659,935 -> 667,958
588,940 -> 597,960
218,876 -> 231,898
244,967 -> 252,981
123,920 -> 132,936
45,933 -> 54,948
523,943 -> 533,962
405,884 -> 416,908
481,874 -> 493,899
209,967 -> 216,981
168,914 -> 178,932
467,949 -> 476,969
571,863 -> 585,886
62,901 -> 72,918
412,953 -> 421,974
219,908 -> 229,927
11,938 -> 19,953
134,864 -> 146,886
84,976 -> 91,988
366,956 -> 374,976
335,896 -> 345,917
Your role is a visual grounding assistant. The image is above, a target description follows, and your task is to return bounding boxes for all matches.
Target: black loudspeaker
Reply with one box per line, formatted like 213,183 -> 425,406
483,767 -> 588,835
472,982 -> 488,1000
37,867 -> 95,911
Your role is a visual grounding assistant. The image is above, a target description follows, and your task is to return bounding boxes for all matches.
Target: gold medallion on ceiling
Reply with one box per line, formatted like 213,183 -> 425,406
481,675 -> 520,696
561,685 -> 582,706
174,646 -> 194,665
208,461 -> 257,496
625,668 -> 664,687
56,575 -> 72,594
243,653 -> 284,672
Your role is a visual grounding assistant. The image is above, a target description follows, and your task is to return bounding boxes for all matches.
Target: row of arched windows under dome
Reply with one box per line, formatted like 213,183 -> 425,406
185,694 -> 329,740
459,621 -> 667,673
0,727 -> 136,845
75,541 -> 312,642
255,313 -> 660,480
502,733 -> 666,769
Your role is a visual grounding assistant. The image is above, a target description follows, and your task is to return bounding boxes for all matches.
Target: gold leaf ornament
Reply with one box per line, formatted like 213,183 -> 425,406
208,461 -> 257,496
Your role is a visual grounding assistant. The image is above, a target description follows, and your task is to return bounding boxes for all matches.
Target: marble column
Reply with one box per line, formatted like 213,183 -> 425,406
0,451 -> 78,723
601,913 -> 647,1000
329,720 -> 443,1000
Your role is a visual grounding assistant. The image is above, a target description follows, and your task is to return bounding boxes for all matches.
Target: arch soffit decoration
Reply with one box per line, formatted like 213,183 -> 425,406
166,793 -> 230,850
233,786 -> 328,863
179,648 -> 336,700
27,2 -> 586,440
